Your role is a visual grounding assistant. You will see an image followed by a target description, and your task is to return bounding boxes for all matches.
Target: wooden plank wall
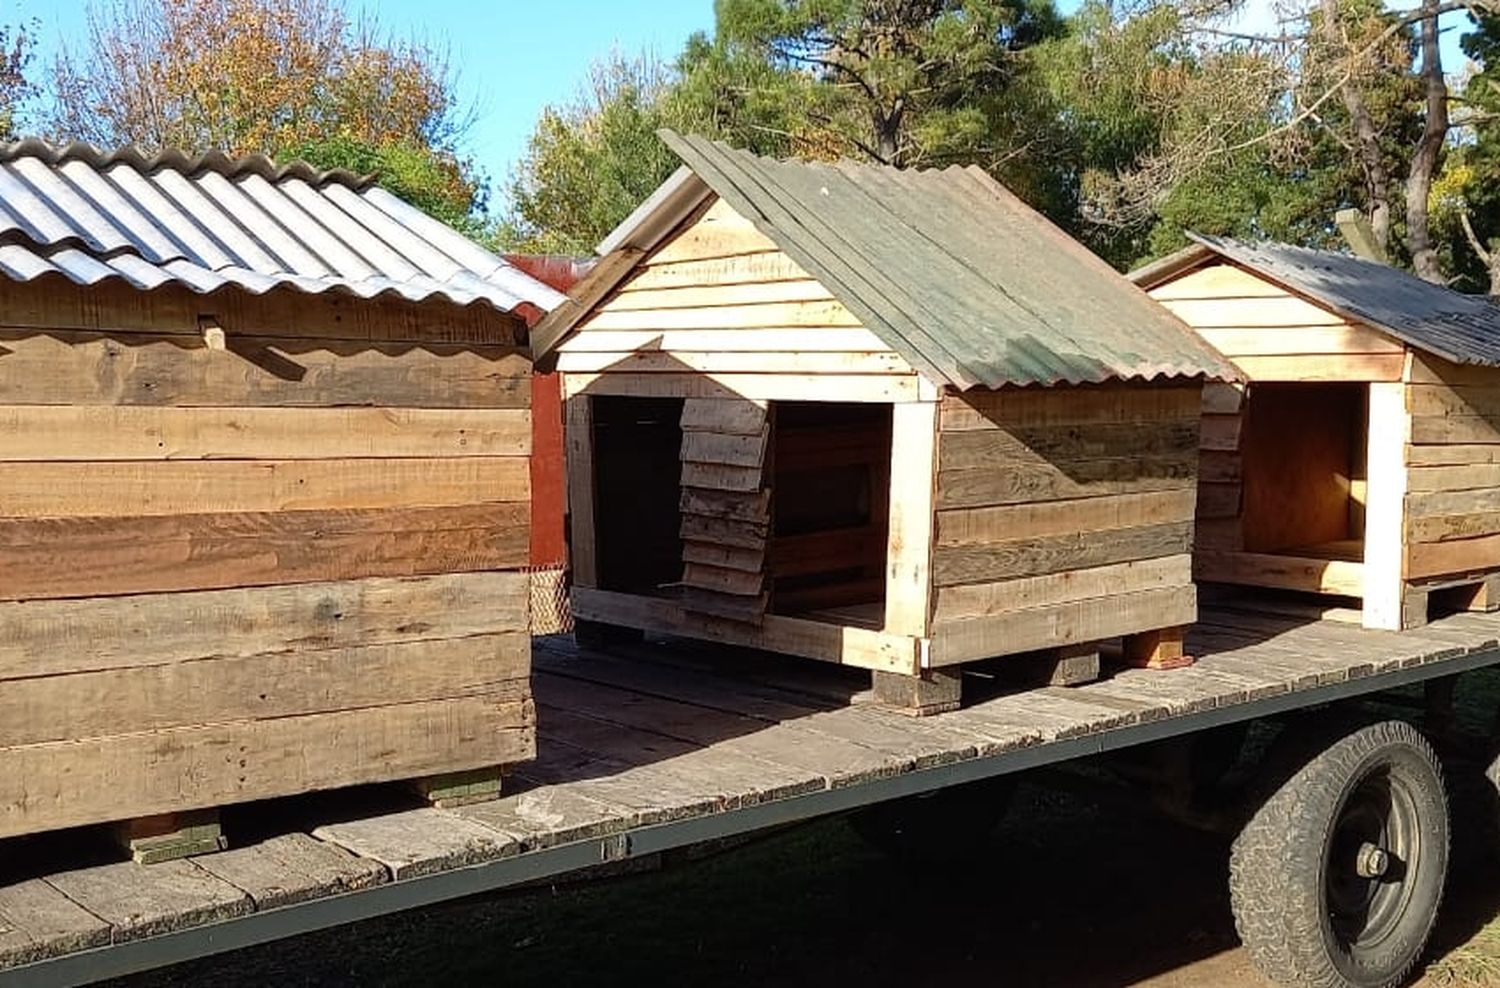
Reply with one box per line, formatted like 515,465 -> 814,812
0,280 -> 537,838
928,384 -> 1202,665
1404,355 -> 1500,580
557,197 -> 925,404
1148,263 -> 1405,382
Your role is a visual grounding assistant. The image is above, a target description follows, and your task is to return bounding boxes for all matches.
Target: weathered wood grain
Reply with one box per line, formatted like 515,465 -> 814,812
0,697 -> 535,839
0,457 -> 528,517
932,555 -> 1192,623
935,490 -> 1195,547
0,571 -> 529,681
313,808 -> 520,881
0,332 -> 530,407
936,455 -> 1197,509
0,502 -> 530,600
0,633 -> 530,746
0,880 -> 110,968
933,521 -> 1192,586
938,420 -> 1198,471
0,406 -> 530,460
192,833 -> 388,909
929,585 -> 1198,665
44,861 -> 250,943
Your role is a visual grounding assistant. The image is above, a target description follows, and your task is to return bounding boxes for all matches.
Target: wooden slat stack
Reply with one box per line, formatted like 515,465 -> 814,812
678,397 -> 771,623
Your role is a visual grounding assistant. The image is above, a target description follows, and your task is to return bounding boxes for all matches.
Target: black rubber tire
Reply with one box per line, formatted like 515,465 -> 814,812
1229,720 -> 1449,988
573,618 -> 644,652
848,777 -> 1013,862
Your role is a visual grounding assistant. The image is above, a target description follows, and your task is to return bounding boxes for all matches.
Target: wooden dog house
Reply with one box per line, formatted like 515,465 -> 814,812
534,132 -> 1239,712
0,142 -> 561,855
1133,234 -> 1500,630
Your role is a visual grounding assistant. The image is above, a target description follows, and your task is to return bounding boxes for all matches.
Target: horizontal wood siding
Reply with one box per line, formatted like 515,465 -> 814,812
1149,262 -> 1405,382
930,383 -> 1201,662
557,196 -> 924,402
0,283 -> 536,837
1404,354 -> 1500,579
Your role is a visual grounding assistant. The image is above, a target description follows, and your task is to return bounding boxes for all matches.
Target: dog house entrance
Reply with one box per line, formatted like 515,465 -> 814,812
589,396 -> 892,628
1237,382 -> 1369,590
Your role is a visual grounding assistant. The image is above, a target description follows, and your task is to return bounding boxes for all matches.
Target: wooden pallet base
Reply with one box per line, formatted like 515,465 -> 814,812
112,810 -> 226,865
1121,626 -> 1194,670
871,669 -> 963,717
412,767 -> 505,809
1403,572 -> 1500,630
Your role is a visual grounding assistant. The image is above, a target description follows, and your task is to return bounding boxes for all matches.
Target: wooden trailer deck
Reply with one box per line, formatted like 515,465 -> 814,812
7,600 -> 1500,987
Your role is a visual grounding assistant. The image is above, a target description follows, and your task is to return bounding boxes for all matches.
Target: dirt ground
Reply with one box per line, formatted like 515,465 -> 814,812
107,679 -> 1500,988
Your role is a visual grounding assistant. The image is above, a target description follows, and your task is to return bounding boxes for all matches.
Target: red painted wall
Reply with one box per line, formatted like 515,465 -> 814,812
505,255 -> 594,568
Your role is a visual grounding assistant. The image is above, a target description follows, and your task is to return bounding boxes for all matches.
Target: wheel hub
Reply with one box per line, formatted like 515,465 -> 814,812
1355,842 -> 1390,879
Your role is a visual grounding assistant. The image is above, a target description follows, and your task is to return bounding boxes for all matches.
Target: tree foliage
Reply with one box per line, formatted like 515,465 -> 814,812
48,0 -> 484,226
505,0 -> 1500,294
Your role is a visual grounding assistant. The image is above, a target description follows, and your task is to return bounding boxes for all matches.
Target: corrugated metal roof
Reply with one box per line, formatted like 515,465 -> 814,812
641,131 -> 1238,389
0,139 -> 566,315
1170,233 -> 1500,367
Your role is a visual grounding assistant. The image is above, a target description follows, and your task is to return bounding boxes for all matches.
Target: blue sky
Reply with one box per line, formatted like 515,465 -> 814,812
16,0 -> 1480,202
22,0 -> 718,186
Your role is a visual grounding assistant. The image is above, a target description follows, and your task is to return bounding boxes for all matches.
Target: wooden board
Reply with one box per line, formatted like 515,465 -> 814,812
0,332 -> 531,408
0,695 -> 536,839
933,555 -> 1193,623
0,457 -> 528,517
929,585 -> 1198,666
0,406 -> 530,460
0,278 -> 525,346
0,633 -> 529,747
1195,550 -> 1364,597
0,571 -> 529,681
935,490 -> 1196,547
937,455 -> 1197,509
564,372 -> 922,404
0,502 -> 530,600
933,521 -> 1192,587
883,402 -> 938,637
573,587 -> 920,675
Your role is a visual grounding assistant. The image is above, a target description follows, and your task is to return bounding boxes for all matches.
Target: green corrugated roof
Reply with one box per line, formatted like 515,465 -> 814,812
660,131 -> 1238,389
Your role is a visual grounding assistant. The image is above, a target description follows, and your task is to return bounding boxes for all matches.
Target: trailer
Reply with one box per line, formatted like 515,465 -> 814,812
3,598 -> 1500,988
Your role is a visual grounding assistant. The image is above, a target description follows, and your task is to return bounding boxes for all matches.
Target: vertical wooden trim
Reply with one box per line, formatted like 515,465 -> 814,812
565,394 -> 598,588
1362,377 -> 1411,629
884,401 -> 938,639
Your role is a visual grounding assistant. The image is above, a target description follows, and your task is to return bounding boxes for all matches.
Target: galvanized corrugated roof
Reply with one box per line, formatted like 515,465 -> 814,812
0,139 -> 566,315
1163,234 -> 1500,367
640,132 -> 1237,389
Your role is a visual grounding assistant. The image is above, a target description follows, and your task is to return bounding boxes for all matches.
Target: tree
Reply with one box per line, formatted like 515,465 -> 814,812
501,54 -> 683,255
48,0 -> 485,225
715,0 -> 1065,168
0,19 -> 36,140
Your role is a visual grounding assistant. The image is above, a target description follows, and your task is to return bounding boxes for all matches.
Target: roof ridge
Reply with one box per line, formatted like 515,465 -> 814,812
0,138 -> 374,190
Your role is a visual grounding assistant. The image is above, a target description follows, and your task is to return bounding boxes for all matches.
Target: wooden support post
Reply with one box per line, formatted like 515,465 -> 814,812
1043,644 -> 1101,686
414,767 -> 504,809
564,395 -> 598,588
1122,626 -> 1193,670
1362,380 -> 1412,630
1462,574 -> 1500,613
871,669 -> 962,717
1402,585 -> 1431,630
113,810 -> 225,865
883,401 -> 938,640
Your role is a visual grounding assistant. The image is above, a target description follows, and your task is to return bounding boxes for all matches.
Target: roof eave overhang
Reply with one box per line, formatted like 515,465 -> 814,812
532,167 -> 715,359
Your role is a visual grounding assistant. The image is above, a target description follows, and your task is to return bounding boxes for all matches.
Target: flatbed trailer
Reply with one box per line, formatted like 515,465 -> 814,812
5,599 -> 1500,988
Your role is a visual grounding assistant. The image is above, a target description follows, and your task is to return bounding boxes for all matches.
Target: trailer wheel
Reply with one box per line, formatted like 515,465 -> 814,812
573,618 -> 644,652
1229,720 -> 1448,988
848,777 -> 1013,862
